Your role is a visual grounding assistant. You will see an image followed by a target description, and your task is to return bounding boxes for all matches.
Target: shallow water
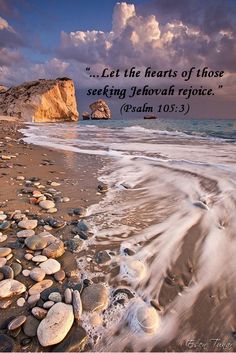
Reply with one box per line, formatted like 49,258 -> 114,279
21,119 -> 236,351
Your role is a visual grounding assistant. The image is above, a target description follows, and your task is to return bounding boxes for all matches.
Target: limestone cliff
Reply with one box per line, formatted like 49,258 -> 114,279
89,99 -> 111,120
0,78 -> 79,122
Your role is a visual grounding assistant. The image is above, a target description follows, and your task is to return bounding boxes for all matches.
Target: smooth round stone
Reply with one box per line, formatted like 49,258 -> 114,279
121,258 -> 146,281
6,253 -> 13,261
136,305 -> 160,333
0,279 -> 26,299
51,182 -> 60,187
29,279 -> 53,295
44,225 -> 52,231
0,298 -> 12,309
43,301 -> 54,309
37,303 -> 74,347
47,208 -> 57,214
0,257 -> 7,267
39,259 -> 61,275
81,284 -> 109,312
54,269 -> 65,282
0,214 -> 7,221
0,233 -> 7,243
17,297 -> 25,307
8,315 -> 27,330
0,221 -> 10,230
22,269 -> 30,277
27,293 -> 40,306
0,266 -> 14,279
32,255 -> 47,263
16,176 -> 25,181
72,290 -> 82,320
17,229 -> 35,238
62,197 -> 70,202
18,219 -> 38,230
32,307 -> 47,320
0,247 -> 12,257
52,325 -> 88,352
11,263 -> 22,277
39,200 -> 55,210
32,190 -> 43,198
0,334 -> 15,352
23,316 -> 40,337
30,268 -> 46,282
25,235 -> 47,250
64,288 -> 72,304
48,292 -> 62,303
25,253 -> 33,261
42,240 -> 65,259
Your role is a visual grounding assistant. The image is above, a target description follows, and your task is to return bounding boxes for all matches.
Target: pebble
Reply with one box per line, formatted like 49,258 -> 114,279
72,290 -> 82,320
0,279 -> 26,299
6,253 -> 13,260
18,219 -> 38,230
52,325 -> 88,352
95,250 -> 111,264
39,200 -> 55,210
0,266 -> 14,279
25,253 -> 33,260
54,269 -> 65,282
64,288 -> 72,304
43,301 -> 54,309
32,307 -> 47,320
51,182 -> 60,187
37,303 -> 74,347
22,269 -> 30,277
0,233 -> 7,243
62,197 -> 70,202
81,283 -> 109,312
11,263 -> 22,276
39,259 -> 61,275
1,155 -> 11,160
17,297 -> 25,307
25,235 -> 48,250
48,292 -> 62,302
23,315 -> 40,337
8,315 -> 27,330
0,214 -> 7,221
44,225 -> 52,231
0,221 -> 10,230
0,247 -> 12,257
47,208 -> 57,214
30,268 -> 46,282
16,176 -> 25,181
29,279 -> 53,295
27,293 -> 40,306
0,334 -> 15,352
0,257 -> 7,267
0,298 -> 12,308
42,239 -> 65,259
136,305 -> 160,333
32,190 -> 43,198
17,229 -> 35,238
32,255 -> 47,263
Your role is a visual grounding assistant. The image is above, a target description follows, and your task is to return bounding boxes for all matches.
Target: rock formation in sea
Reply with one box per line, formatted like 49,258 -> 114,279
82,112 -> 90,120
144,115 -> 157,119
0,78 -> 79,122
89,99 -> 111,120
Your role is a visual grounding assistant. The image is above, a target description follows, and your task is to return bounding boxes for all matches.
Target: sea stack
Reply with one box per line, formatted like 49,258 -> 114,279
89,99 -> 111,120
0,78 -> 79,122
144,115 -> 157,119
82,112 -> 90,120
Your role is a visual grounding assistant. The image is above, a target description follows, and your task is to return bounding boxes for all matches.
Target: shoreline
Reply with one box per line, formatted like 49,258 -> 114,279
0,119 -> 107,352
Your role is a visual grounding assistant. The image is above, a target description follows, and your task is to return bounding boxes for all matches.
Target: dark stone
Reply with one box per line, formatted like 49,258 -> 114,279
0,221 -> 10,230
73,283 -> 83,293
0,266 -> 14,279
65,239 -> 82,252
123,248 -> 135,256
23,316 -> 39,337
9,240 -> 24,249
97,183 -> 108,193
113,288 -> 134,299
11,263 -> 22,277
52,326 -> 88,352
83,279 -> 91,288
36,299 -> 45,308
0,317 -> 15,330
0,334 -> 15,352
21,337 -> 32,347
47,219 -> 66,229
95,250 -> 111,264
41,287 -> 60,301
8,327 -> 21,338
29,177 -> 39,182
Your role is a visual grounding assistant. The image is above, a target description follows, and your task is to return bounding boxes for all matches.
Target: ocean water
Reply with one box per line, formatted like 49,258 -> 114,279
22,118 -> 236,351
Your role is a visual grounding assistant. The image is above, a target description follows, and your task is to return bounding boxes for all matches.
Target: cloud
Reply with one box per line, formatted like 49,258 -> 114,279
0,16 -> 24,48
57,2 -> 236,73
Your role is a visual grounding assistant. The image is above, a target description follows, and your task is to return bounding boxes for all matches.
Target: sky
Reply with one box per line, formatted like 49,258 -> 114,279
0,0 -> 236,119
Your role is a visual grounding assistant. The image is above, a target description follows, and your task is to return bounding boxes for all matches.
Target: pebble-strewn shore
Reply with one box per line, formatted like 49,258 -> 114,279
0,120 -> 110,352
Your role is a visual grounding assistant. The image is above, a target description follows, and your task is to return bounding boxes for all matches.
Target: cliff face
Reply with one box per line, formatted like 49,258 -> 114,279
89,99 -> 111,119
0,78 -> 79,122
